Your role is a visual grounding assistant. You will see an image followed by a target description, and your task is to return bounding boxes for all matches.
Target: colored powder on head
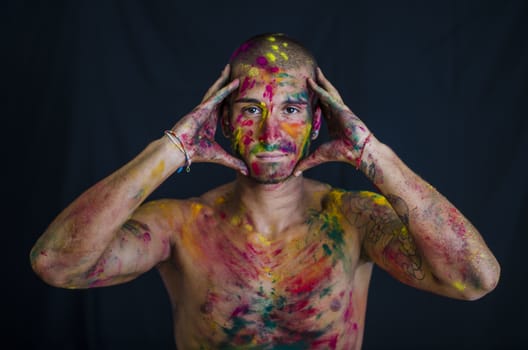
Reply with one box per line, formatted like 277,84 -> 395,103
263,84 -> 274,102
232,127 -> 245,154
266,52 -> 277,62
239,76 -> 253,96
142,232 -> 151,243
248,67 -> 259,77
241,119 -> 254,127
267,36 -> 276,42
251,162 -> 261,175
256,56 -> 268,66
269,66 -> 280,73
280,122 -> 304,139
280,52 -> 289,60
282,42 -> 288,47
271,44 -> 279,51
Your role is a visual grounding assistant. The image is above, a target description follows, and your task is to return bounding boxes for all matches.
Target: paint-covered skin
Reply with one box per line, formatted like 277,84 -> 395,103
30,34 -> 500,350
159,181 -> 373,349
225,63 -> 320,184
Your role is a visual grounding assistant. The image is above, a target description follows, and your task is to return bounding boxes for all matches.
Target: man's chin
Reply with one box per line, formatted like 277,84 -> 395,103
249,172 -> 293,185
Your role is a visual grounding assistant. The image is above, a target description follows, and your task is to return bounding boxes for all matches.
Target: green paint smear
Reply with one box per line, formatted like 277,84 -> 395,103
319,286 -> 332,298
322,243 -> 332,256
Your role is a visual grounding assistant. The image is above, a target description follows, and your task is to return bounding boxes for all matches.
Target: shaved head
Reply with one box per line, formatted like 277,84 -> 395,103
229,33 -> 317,79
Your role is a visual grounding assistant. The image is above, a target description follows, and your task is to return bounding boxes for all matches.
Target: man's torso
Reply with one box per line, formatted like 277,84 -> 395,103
157,180 -> 374,349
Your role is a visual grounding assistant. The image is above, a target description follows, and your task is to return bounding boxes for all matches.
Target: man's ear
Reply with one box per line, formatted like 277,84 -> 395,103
311,104 -> 322,140
220,103 -> 231,138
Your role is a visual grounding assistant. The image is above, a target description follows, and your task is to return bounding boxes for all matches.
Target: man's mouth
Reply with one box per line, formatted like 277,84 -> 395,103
255,152 -> 287,160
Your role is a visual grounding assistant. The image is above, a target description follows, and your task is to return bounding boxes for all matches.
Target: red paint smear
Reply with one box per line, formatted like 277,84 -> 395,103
448,207 -> 467,237
230,42 -> 252,60
286,266 -> 332,294
241,119 -> 253,127
312,334 -> 338,350
251,162 -> 261,175
86,259 -> 106,279
269,66 -> 279,73
40,250 -> 48,257
263,83 -> 274,102
256,56 -> 268,66
142,232 -> 151,242
272,248 -> 283,256
230,304 -> 249,318
239,76 -> 253,96
343,291 -> 354,322
242,134 -> 252,145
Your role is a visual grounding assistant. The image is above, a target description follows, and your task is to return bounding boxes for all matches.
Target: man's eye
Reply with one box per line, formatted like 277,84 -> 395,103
285,106 -> 299,114
244,106 -> 261,114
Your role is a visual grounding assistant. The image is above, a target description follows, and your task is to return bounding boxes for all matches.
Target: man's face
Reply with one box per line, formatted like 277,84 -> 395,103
226,64 -> 319,184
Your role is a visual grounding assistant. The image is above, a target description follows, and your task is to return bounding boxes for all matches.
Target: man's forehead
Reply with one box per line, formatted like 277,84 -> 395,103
234,64 -> 311,80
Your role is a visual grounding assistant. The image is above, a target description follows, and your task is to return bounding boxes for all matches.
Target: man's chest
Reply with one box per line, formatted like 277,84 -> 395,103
170,206 -> 365,347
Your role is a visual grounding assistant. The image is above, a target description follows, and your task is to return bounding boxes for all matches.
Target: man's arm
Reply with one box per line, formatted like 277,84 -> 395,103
30,66 -> 244,289
295,68 -> 500,300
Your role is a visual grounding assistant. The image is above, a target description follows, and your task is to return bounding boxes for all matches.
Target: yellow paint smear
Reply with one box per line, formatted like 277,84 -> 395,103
280,52 -> 288,60
230,215 -> 242,226
271,45 -> 279,51
359,191 -> 390,207
453,281 -> 466,291
248,67 -> 259,77
191,202 -> 203,218
150,160 -> 165,179
257,233 -> 271,246
266,52 -> 277,62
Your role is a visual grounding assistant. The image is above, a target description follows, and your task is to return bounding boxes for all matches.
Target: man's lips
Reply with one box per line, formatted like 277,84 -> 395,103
255,152 -> 287,160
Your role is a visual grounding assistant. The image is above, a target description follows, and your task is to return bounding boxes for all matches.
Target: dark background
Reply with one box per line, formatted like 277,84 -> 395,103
5,0 -> 527,349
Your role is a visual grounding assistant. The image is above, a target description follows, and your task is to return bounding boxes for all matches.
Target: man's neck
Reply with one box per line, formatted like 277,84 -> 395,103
229,174 -> 308,238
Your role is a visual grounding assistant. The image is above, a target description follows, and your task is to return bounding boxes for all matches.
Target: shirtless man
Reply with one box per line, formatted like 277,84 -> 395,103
30,33 -> 500,349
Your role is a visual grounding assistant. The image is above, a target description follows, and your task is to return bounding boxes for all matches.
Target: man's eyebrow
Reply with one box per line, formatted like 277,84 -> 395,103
282,98 -> 308,105
233,98 -> 262,104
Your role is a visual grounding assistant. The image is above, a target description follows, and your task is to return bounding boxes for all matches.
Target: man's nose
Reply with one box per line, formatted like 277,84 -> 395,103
258,115 -> 281,144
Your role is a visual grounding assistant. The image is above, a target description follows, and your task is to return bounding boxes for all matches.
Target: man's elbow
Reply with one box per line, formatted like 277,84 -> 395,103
30,250 -> 84,289
461,262 -> 501,301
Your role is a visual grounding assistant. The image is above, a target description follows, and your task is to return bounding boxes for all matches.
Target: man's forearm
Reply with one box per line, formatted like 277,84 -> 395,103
360,137 -> 500,296
30,137 -> 183,282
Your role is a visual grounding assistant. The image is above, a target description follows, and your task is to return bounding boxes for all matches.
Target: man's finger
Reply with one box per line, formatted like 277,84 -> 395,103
203,78 -> 240,108
201,65 -> 231,103
293,143 -> 335,176
207,143 -> 248,175
308,78 -> 342,111
316,67 -> 344,103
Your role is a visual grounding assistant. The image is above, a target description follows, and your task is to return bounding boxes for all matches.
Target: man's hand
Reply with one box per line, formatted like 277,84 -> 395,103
170,65 -> 248,175
294,68 -> 372,175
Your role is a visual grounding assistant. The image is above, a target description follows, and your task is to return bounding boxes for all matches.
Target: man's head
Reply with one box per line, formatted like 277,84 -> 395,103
222,33 -> 321,184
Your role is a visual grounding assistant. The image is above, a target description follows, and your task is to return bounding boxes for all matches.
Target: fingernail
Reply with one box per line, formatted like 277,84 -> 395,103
294,170 -> 302,177
241,169 -> 248,176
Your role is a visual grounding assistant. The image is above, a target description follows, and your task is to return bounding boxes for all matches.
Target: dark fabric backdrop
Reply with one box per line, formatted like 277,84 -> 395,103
5,0 -> 527,349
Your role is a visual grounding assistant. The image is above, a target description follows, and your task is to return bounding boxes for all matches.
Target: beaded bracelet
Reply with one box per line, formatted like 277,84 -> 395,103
164,130 -> 191,173
355,133 -> 373,170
